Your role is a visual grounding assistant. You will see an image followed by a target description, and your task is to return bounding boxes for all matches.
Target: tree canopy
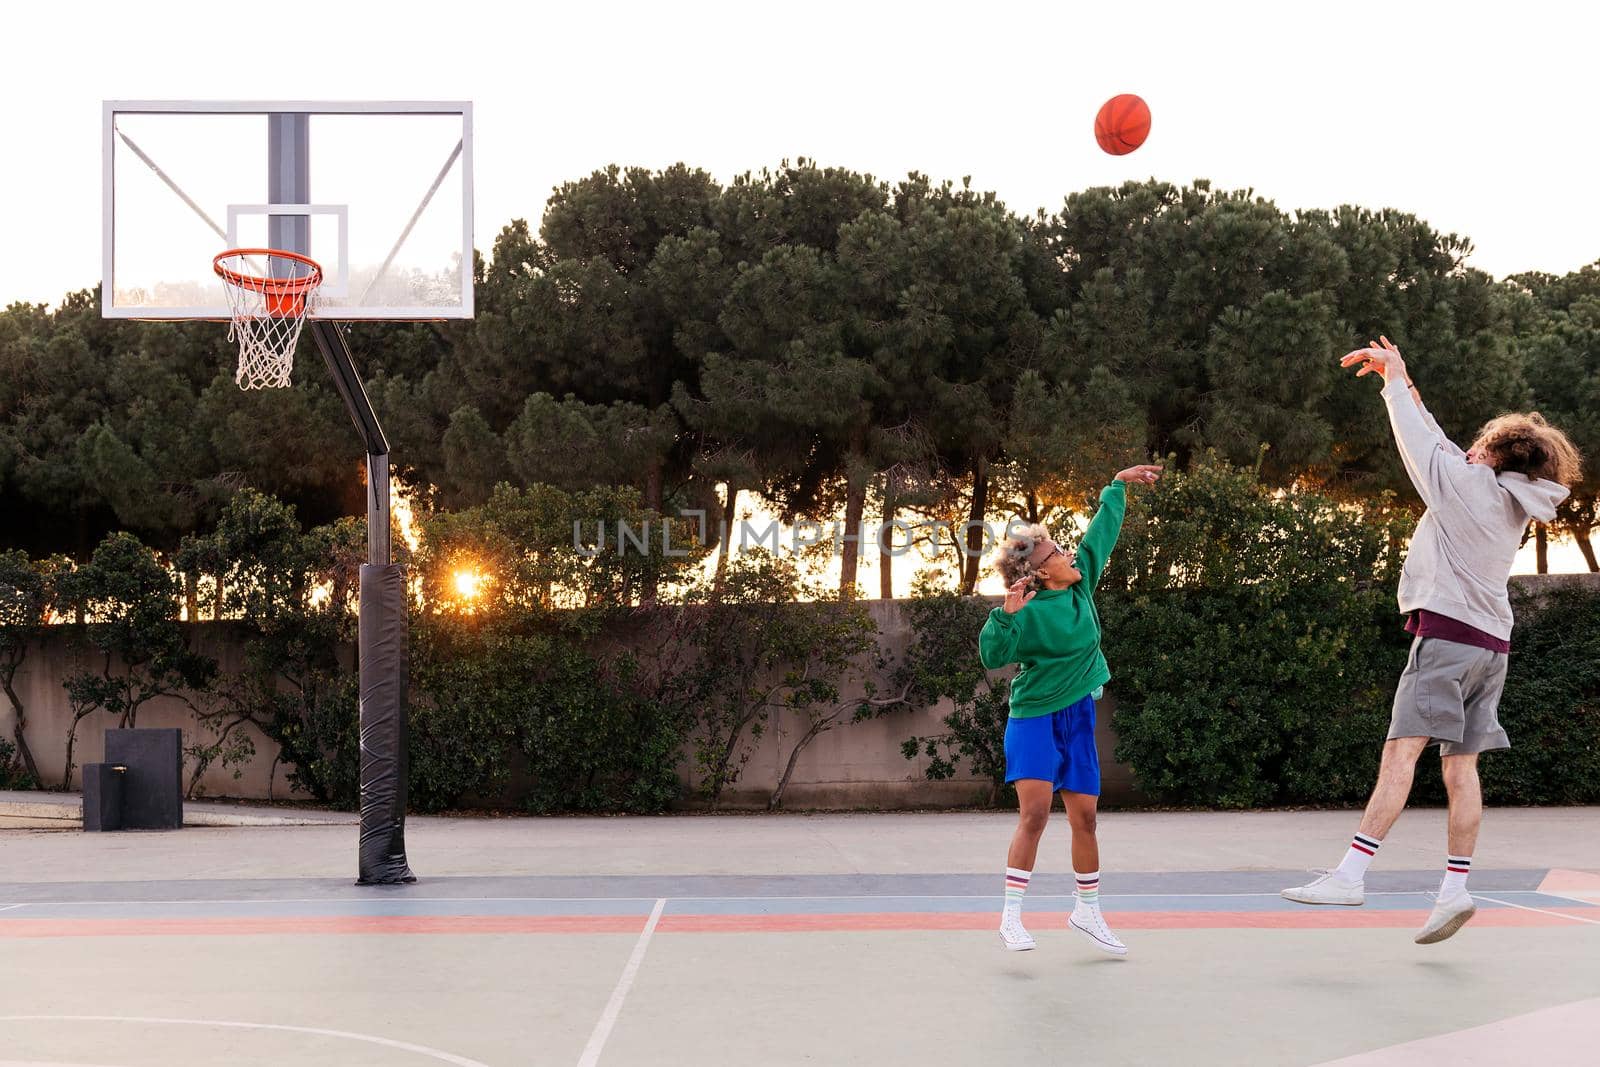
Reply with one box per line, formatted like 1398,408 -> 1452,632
3,164 -> 1593,591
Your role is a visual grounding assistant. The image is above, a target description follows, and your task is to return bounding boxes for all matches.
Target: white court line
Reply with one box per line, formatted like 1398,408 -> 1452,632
1474,894 -> 1600,926
577,898 -> 666,1067
0,904 -> 25,913
0,1016 -> 491,1066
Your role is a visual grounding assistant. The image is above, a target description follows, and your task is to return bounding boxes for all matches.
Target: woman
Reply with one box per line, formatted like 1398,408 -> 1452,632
982,463 -> 1162,955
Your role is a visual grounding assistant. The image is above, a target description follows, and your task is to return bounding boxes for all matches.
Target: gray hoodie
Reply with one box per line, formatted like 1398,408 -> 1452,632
1382,375 -> 1569,640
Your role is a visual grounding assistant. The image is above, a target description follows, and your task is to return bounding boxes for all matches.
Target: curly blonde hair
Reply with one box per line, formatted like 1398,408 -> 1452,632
1471,412 -> 1582,487
993,523 -> 1053,588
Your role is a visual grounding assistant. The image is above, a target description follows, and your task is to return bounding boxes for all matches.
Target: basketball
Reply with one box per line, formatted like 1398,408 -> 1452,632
1094,94 -> 1151,156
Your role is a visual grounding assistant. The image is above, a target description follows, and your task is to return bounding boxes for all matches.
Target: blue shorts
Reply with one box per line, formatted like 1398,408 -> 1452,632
1004,694 -> 1100,796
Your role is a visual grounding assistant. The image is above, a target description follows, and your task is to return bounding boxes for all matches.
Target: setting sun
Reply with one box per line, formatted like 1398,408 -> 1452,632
453,568 -> 485,601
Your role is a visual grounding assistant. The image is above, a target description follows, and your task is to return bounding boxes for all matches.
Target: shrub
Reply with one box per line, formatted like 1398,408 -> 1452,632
1478,583 -> 1600,805
1100,456 -> 1415,807
0,735 -> 36,790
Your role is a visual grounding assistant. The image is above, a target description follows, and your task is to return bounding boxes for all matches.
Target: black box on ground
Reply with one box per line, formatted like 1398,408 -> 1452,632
81,763 -> 126,832
103,728 -> 183,830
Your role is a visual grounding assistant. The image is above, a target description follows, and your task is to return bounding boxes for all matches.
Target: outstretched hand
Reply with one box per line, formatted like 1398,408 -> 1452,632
1341,335 -> 1408,384
1002,577 -> 1037,615
1115,464 -> 1164,485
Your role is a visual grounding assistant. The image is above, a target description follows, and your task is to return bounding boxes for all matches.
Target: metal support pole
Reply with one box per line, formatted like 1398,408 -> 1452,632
367,452 -> 392,567
308,320 -> 413,885
267,114 -> 310,259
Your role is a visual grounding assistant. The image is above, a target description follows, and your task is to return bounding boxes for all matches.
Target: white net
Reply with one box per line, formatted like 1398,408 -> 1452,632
215,251 -> 322,390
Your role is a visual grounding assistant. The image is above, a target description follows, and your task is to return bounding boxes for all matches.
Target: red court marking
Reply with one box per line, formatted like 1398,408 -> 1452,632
0,907 -> 1587,939
1539,868 -> 1600,895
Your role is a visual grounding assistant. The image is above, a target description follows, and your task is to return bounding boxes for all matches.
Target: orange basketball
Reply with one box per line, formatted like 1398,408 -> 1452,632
1094,94 -> 1151,156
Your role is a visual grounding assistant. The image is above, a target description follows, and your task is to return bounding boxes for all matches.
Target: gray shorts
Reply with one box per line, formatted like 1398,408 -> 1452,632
1389,635 -> 1511,755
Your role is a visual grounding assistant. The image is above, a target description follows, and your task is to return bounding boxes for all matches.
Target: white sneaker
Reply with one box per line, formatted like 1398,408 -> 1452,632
999,911 -> 1036,951
1415,891 -> 1476,944
1069,906 -> 1128,957
1281,871 -> 1365,906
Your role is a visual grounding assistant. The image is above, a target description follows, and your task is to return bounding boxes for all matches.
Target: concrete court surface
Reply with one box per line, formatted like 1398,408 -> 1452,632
1,808 -> 1598,1066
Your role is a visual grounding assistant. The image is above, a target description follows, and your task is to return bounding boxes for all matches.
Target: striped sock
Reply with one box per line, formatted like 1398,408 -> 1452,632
1334,832 -> 1382,882
1440,855 -> 1471,896
1004,867 -> 1031,914
1074,870 -> 1100,910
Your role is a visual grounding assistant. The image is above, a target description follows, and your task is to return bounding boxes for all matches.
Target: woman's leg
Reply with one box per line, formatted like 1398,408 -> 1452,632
1000,778 -> 1055,949
1007,779 -> 1055,870
1062,789 -> 1126,955
1061,789 -> 1100,875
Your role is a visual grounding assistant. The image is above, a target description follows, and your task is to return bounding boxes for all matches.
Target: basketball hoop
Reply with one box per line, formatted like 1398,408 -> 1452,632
213,249 -> 323,389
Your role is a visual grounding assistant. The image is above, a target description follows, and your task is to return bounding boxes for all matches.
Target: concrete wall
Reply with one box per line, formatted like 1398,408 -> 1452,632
3,574 -> 1593,809
3,623 -> 316,801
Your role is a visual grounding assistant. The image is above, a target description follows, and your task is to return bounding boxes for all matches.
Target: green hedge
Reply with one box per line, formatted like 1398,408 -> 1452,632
404,614 -> 694,814
1097,460 -> 1600,808
6,475 -> 1597,812
0,487 -> 885,813
1099,586 -> 1406,808
1475,584 -> 1600,805
899,458 -> 1600,809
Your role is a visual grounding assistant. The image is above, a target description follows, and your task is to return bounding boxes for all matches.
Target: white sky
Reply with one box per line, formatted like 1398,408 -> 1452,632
2,0 -> 1593,575
4,0 -> 1598,308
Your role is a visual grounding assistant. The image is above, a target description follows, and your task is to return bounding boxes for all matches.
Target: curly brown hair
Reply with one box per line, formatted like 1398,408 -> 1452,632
1471,412 -> 1582,487
993,523 -> 1052,588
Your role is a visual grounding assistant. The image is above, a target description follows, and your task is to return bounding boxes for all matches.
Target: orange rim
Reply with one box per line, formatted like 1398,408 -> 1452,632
215,249 -> 323,318
213,248 -> 323,295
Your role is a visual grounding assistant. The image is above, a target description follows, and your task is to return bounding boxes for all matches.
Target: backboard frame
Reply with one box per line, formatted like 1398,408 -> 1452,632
102,99 -> 474,321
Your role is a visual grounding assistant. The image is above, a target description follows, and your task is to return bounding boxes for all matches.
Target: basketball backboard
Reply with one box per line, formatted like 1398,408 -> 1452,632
103,101 -> 474,320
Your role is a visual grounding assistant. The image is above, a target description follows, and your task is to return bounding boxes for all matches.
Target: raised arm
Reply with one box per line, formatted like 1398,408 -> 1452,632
1075,464 -> 1162,588
1409,382 -> 1467,460
1350,337 -> 1466,459
1073,482 -> 1126,590
1343,339 -> 1474,509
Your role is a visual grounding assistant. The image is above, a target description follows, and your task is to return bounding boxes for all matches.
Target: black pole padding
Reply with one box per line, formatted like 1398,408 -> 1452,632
309,320 -> 389,456
357,563 -> 415,884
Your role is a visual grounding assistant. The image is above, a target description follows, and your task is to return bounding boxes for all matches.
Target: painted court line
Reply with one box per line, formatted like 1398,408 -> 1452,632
6,907 -> 1578,938
577,898 -> 666,1067
1475,894 -> 1600,927
0,905 -> 24,913
0,1016 -> 491,1067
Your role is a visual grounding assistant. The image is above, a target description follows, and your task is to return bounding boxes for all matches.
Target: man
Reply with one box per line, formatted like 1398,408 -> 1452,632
1282,337 -> 1581,944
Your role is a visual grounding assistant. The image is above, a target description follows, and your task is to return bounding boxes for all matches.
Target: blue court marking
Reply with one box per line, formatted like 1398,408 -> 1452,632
0,889 -> 1588,921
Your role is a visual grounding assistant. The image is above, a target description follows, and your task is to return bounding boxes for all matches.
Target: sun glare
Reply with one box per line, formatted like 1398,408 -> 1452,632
391,481 -> 422,554
453,568 -> 486,601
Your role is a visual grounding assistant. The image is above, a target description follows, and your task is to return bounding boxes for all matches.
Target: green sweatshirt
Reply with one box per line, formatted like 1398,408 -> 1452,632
979,481 -> 1126,718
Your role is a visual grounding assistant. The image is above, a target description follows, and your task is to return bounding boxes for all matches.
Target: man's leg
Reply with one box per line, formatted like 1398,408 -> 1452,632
1283,736 -> 1429,905
1359,736 -> 1432,840
1441,753 -> 1483,860
1415,753 -> 1482,944
1416,645 -> 1509,944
